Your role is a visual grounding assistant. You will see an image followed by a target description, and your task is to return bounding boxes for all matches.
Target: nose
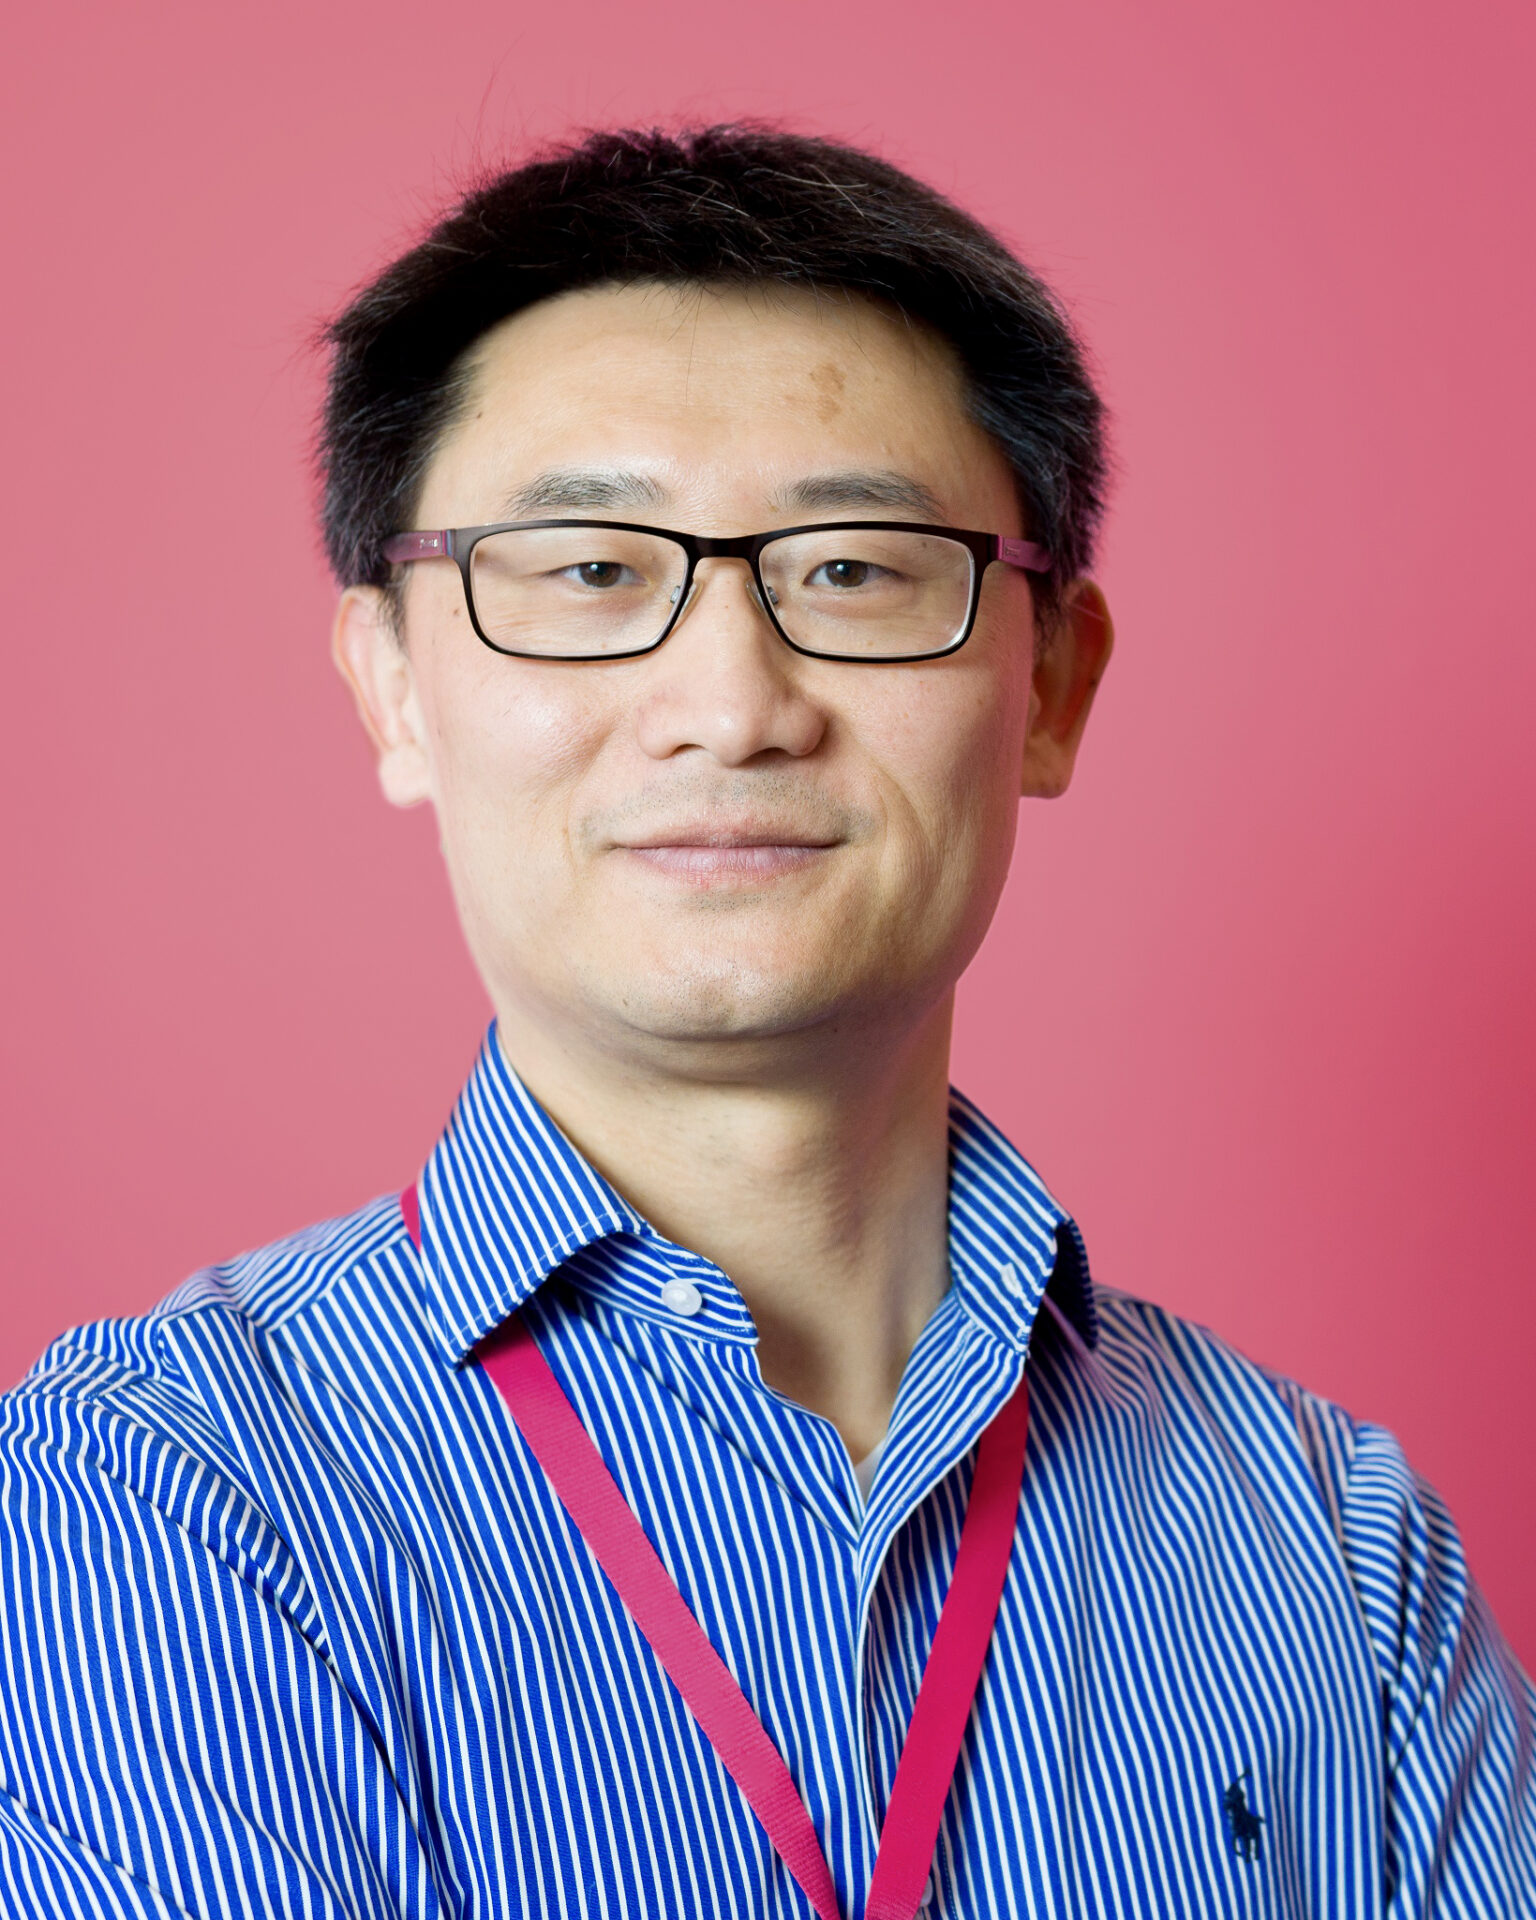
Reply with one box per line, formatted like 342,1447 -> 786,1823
632,557 -> 828,767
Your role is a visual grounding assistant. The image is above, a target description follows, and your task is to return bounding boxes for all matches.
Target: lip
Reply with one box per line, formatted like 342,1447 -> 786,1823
613,824 -> 840,883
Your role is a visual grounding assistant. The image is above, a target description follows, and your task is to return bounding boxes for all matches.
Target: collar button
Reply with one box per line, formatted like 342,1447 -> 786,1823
659,1278 -> 704,1318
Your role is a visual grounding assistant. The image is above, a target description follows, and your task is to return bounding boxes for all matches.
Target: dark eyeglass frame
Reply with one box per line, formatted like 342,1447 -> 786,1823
381,519 -> 1053,664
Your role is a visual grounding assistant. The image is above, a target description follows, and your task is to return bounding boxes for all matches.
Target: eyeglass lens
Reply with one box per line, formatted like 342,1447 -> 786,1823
466,527 -> 977,658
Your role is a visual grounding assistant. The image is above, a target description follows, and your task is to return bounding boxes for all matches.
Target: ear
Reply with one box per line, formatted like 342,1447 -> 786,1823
330,585 -> 435,808
1020,580 -> 1115,800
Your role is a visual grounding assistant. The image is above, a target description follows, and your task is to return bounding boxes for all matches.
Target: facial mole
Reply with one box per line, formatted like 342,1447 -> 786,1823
810,361 -> 847,425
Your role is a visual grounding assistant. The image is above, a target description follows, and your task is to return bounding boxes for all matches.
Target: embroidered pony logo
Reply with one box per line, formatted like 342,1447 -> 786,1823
1221,1772 -> 1265,1862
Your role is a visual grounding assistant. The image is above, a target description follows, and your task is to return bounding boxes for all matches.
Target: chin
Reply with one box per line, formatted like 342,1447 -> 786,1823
629,980 -> 831,1043
594,952 -> 861,1047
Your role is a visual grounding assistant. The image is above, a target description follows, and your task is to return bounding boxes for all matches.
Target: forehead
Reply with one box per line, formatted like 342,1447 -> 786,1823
419,281 -> 1014,521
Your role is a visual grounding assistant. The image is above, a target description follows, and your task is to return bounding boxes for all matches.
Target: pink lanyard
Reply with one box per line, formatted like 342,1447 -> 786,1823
404,1188 -> 1028,1920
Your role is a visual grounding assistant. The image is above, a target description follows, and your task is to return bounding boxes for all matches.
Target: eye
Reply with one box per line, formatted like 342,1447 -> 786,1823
808,558 -> 881,590
563,559 -> 634,589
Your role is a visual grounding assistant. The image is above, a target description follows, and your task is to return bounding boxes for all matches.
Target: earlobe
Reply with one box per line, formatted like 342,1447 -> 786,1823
1020,580 -> 1114,800
330,586 -> 435,809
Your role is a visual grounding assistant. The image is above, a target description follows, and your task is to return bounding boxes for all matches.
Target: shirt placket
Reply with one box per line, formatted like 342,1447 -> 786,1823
848,1296 -> 1030,1885
602,1252 -> 1038,1912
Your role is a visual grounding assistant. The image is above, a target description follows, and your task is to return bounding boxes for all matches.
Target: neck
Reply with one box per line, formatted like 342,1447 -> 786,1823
496,1001 -> 956,1459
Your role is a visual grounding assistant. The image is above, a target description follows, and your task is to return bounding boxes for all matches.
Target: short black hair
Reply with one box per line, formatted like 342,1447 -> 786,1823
320,124 -> 1108,617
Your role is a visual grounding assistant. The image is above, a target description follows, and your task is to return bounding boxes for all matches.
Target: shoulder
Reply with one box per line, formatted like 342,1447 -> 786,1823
0,1197 -> 431,1914
1080,1288 -> 1534,1724
1082,1284 -> 1361,1533
1081,1283 -> 1497,1567
11,1192 -> 410,1395
0,1192 -> 417,1657
1,1192 -> 414,1497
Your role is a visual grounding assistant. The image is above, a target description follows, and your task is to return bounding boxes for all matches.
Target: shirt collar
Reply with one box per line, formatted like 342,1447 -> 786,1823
416,1025 -> 1097,1366
944,1090 -> 1099,1353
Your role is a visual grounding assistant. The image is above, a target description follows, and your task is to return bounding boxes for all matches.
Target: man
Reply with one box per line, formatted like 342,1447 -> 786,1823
0,124 -> 1530,1918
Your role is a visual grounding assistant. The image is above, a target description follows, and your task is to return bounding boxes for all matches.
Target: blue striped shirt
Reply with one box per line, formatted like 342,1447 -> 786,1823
1,1027 -> 1531,1916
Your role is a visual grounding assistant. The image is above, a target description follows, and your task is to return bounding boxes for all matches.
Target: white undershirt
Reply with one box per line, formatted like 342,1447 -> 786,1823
853,1437 -> 886,1505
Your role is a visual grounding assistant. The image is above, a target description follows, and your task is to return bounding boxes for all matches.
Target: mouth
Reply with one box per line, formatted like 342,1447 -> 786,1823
613,825 -> 840,884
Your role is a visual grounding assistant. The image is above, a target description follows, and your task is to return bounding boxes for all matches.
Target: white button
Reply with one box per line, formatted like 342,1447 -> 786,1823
659,1279 -> 704,1318
999,1260 -> 1024,1298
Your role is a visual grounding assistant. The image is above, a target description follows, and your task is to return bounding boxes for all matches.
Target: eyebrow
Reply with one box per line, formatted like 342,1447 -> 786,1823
498,468 -> 669,517
494,466 -> 944,523
771,470 -> 943,518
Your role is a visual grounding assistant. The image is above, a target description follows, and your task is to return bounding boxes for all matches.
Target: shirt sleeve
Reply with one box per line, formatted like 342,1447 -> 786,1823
0,1350 -> 436,1920
1336,1418 -> 1536,1913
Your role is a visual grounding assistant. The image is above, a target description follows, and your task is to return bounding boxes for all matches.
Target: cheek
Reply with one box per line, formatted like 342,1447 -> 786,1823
865,661 -> 1028,856
424,658 -> 613,874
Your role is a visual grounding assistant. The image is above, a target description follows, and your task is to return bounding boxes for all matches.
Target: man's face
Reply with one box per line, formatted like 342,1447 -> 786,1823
337,282 -> 1106,1066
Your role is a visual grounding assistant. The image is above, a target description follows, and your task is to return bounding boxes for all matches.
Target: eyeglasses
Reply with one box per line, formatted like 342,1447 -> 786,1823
381,520 -> 1051,663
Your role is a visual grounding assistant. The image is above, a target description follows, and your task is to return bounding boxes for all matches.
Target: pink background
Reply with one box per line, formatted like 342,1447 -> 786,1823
2,2 -> 1532,1664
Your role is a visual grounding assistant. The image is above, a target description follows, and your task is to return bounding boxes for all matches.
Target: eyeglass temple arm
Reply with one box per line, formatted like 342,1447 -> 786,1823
382,531 -> 453,563
995,537 -> 1052,574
